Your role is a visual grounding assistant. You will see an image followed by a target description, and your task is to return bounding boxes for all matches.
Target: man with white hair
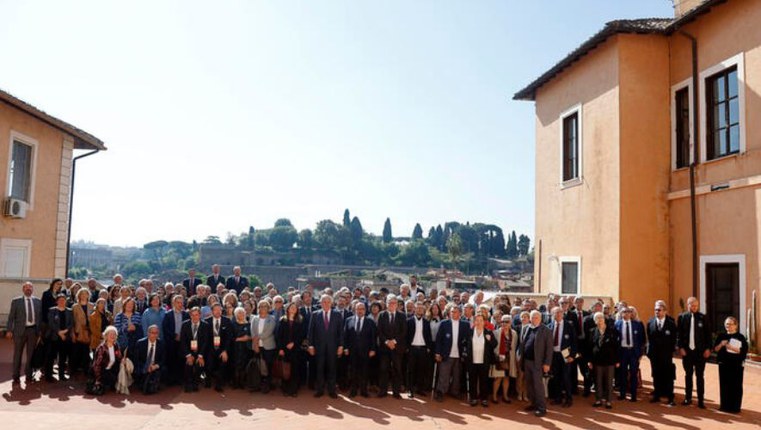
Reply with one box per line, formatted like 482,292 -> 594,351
377,294 -> 407,398
307,294 -> 344,398
518,310 -> 553,417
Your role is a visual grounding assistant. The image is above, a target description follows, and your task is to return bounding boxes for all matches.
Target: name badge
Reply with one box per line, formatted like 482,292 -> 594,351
634,330 -> 638,335
214,336 -> 221,347
190,340 -> 198,352
698,322 -> 703,328
446,333 -> 451,339
665,330 -> 671,335
564,334 -> 570,339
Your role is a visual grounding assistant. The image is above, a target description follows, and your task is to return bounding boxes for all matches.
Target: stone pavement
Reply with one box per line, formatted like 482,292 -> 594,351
0,338 -> 759,429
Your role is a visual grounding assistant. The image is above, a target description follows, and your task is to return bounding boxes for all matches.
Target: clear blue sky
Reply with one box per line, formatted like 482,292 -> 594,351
1,0 -> 674,247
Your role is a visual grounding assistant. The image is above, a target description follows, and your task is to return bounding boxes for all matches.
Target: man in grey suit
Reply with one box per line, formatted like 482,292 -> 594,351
5,281 -> 43,384
518,310 -> 554,417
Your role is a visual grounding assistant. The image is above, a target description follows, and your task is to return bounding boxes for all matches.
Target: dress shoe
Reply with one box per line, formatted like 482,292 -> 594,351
682,399 -> 692,406
605,402 -> 612,409
361,391 -> 369,398
214,386 -> 223,393
593,400 -> 603,407
562,401 -> 572,408
668,400 -> 676,407
377,392 -> 388,398
698,402 -> 706,409
44,376 -> 56,383
551,399 -> 563,405
524,405 -> 536,411
481,400 -> 489,407
650,397 -> 660,403
407,391 -> 414,399
314,391 -> 324,398
618,395 -> 626,401
629,398 -> 637,403
392,392 -> 402,399
434,391 -> 443,402
470,399 -> 478,407
534,410 -> 546,417
349,389 -> 357,398
329,392 -> 338,399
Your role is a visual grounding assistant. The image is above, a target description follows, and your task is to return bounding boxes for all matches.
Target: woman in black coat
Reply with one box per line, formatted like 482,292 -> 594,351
589,312 -> 619,409
276,302 -> 305,397
464,314 -> 498,407
231,307 -> 252,389
713,316 -> 748,413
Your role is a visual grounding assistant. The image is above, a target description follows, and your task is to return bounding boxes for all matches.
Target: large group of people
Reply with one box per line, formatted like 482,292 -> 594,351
5,267 -> 750,416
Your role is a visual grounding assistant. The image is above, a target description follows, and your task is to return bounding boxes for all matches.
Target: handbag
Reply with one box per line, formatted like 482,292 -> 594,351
272,357 -> 283,380
281,360 -> 292,381
30,339 -> 45,370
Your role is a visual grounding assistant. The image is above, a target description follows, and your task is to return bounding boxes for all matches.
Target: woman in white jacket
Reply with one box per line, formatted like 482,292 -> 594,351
490,314 -> 518,403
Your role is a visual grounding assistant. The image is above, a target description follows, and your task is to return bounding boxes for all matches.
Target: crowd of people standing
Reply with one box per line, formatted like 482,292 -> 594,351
5,266 -> 749,416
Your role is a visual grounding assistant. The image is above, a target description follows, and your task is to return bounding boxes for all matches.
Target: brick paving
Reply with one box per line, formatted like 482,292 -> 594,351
1,338 -> 759,429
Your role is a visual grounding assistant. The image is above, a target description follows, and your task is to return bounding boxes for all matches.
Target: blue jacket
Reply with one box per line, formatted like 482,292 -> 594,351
615,319 -> 646,357
435,318 -> 471,359
549,319 -> 577,357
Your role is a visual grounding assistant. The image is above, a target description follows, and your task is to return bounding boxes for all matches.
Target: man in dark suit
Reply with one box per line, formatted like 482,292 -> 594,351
566,296 -> 589,394
434,305 -> 470,401
180,307 -> 211,392
581,302 -> 602,396
298,291 -> 315,388
5,282 -> 43,384
549,307 -> 577,407
615,306 -> 646,401
342,302 -> 376,397
225,266 -> 249,294
647,300 -> 677,406
183,269 -> 203,297
676,297 -> 712,408
162,295 -> 188,385
377,294 -> 407,399
406,301 -> 433,398
205,303 -> 234,391
519,310 -> 554,417
133,324 -> 165,394
307,294 -> 344,398
206,264 -> 226,290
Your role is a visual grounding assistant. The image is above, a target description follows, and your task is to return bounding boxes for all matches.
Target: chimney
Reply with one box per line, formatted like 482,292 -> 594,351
673,0 -> 707,18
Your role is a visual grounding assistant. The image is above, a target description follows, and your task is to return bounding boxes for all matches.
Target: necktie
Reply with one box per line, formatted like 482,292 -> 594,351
658,320 -> 662,331
578,312 -> 584,338
192,323 -> 198,339
390,313 -> 394,325
323,311 -> 329,330
625,322 -> 631,347
689,313 -> 696,350
26,297 -> 33,324
554,324 -> 559,347
215,319 -> 220,335
148,342 -> 155,366
359,317 -> 363,333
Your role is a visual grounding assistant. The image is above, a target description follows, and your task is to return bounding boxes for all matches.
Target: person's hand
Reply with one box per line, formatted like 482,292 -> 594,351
387,340 -> 396,350
615,363 -> 620,368
499,355 -> 506,362
279,350 -> 285,357
128,324 -> 135,332
286,342 -> 294,350
58,330 -> 67,340
369,350 -> 376,358
337,346 -> 344,357
175,334 -> 180,342
253,344 -> 260,354
197,356 -> 205,367
702,349 -> 711,359
186,355 -> 195,366
344,348 -> 350,356
679,348 -> 686,357
485,334 -> 491,341
587,362 -> 593,370
5,332 -> 11,340
565,357 -> 574,363
220,351 -> 228,363
542,364 -> 550,373
435,354 -> 442,363
308,346 -> 316,356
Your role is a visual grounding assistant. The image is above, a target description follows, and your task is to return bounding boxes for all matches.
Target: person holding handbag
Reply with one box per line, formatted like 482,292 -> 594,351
491,315 -> 518,403
251,299 -> 277,393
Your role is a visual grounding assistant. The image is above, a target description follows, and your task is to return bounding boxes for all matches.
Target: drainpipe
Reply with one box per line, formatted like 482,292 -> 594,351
65,148 -> 100,278
679,30 -> 700,299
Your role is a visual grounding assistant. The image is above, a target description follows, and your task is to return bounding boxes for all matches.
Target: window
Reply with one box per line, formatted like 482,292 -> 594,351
675,87 -> 691,169
0,239 -> 32,278
559,104 -> 582,186
558,256 -> 581,294
706,67 -> 739,160
700,254 -> 747,341
699,53 -> 745,163
8,140 -> 33,201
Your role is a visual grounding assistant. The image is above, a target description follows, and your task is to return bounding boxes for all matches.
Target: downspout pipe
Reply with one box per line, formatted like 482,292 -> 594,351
65,148 -> 100,278
679,30 -> 700,300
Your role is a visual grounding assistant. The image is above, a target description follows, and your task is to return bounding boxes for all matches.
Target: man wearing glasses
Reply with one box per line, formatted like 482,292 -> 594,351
646,300 -> 677,406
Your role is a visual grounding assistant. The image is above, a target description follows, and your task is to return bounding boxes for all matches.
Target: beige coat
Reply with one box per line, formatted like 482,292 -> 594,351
72,302 -> 94,345
493,327 -> 518,378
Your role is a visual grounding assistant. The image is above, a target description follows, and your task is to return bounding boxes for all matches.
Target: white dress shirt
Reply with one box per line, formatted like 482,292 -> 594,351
411,317 -> 426,346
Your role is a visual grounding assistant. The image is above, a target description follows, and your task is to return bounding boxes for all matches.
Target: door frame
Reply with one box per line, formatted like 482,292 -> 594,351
699,254 -> 746,335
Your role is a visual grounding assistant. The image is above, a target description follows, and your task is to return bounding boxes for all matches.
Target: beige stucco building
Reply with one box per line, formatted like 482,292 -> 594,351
515,0 -> 761,348
0,89 -> 105,320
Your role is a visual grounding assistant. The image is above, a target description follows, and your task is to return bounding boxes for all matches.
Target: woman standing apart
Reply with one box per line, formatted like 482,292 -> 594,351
713,316 -> 748,413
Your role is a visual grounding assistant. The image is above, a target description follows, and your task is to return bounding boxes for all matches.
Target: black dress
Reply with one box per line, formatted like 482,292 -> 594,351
276,317 -> 304,395
232,320 -> 252,388
714,332 -> 748,413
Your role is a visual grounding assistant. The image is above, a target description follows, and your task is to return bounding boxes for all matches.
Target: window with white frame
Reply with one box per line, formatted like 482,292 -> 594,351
0,238 -> 32,278
6,132 -> 38,204
558,256 -> 581,294
559,105 -> 582,185
671,78 -> 693,170
699,53 -> 745,162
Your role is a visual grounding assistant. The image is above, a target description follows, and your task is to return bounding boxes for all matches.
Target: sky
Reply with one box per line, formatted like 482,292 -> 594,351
1,0 -> 675,247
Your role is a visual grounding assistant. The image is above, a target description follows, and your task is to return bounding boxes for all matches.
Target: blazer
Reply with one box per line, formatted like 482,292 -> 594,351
250,314 -> 277,351
92,342 -> 122,383
434,318 -> 471,359
132,337 -> 166,375
206,315 -> 235,353
377,310 -> 408,354
646,316 -> 677,361
180,319 -> 212,359
89,310 -> 112,349
307,309 -> 344,354
206,274 -> 226,289
276,316 -> 305,361
7,295 -> 43,337
549,319 -> 578,357
335,308 -> 353,321
225,276 -> 249,293
518,324 -> 554,367
566,309 -> 588,340
47,306 -> 73,341
342,315 -> 377,356
72,302 -> 94,344
615,319 -> 646,357
463,327 -> 497,365
493,327 -> 518,377
162,309 -> 189,342
591,325 -> 620,366
182,278 -> 203,296
406,315 -> 433,349
676,311 -> 712,353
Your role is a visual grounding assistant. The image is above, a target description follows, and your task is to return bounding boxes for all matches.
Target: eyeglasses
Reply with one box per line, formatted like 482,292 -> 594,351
654,309 -> 664,312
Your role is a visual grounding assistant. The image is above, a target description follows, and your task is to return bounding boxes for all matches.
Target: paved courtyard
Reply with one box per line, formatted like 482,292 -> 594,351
1,338 -> 759,429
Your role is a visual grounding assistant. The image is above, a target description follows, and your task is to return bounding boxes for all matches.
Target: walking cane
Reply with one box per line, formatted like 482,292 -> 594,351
431,361 -> 438,400
465,364 -> 471,403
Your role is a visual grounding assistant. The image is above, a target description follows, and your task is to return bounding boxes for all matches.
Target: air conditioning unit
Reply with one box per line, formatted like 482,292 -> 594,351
4,197 -> 28,219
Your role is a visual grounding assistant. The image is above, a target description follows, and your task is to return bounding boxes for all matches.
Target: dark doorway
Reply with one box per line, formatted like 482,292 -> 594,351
705,263 -> 740,336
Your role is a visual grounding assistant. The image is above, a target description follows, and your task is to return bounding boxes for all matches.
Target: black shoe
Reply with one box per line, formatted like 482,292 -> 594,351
361,391 -> 369,398
593,401 -> 602,407
524,405 -> 536,411
314,391 -> 324,398
349,389 -> 357,398
682,399 -> 692,405
582,391 -> 590,398
698,402 -> 706,409
184,386 -> 193,393
534,410 -> 546,417
44,376 -> 56,383
668,400 -> 676,407
502,397 -> 511,404
192,385 -> 199,392
215,386 -> 223,393
618,395 -> 626,401
434,391 -> 443,402
650,397 -> 659,403
605,402 -> 612,409
407,391 -> 414,399
551,399 -> 563,405
392,392 -> 402,399
481,400 -> 489,407
469,399 -> 478,407
377,392 -> 388,398
329,392 -> 338,399
629,398 -> 637,403
562,401 -> 572,408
